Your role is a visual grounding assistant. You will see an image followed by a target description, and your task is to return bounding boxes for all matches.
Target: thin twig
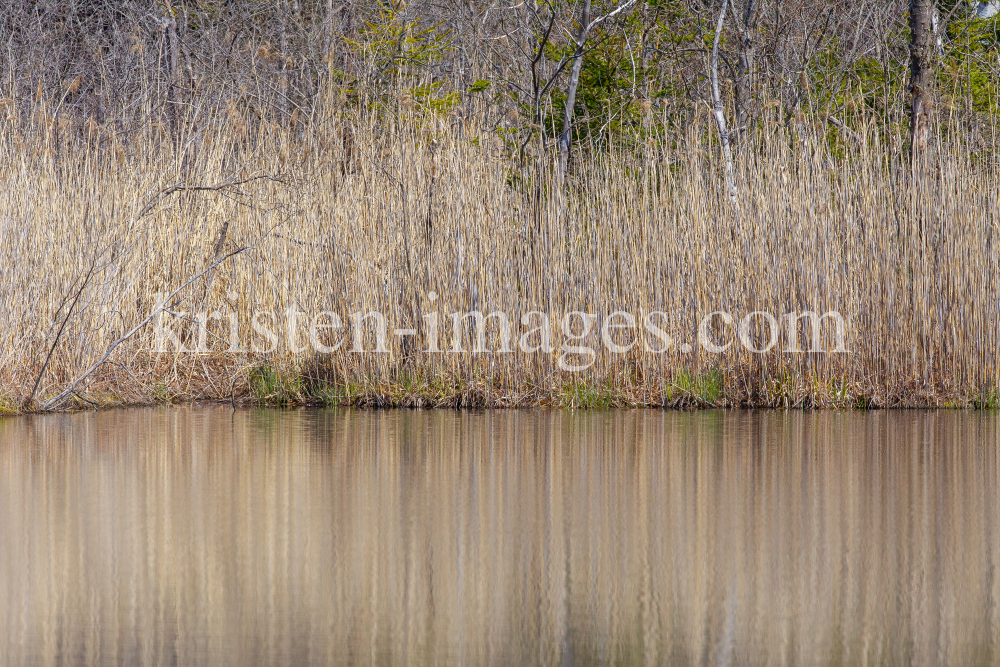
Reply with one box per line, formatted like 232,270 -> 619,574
26,205 -> 99,407
136,174 -> 279,219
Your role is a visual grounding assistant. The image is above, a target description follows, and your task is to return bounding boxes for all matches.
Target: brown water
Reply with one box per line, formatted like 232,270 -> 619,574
0,408 -> 998,667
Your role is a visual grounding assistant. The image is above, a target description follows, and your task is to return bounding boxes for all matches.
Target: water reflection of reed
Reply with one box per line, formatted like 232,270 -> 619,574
0,408 -> 997,666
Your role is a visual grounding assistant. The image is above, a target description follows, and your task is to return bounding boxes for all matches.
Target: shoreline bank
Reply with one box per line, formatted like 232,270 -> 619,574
3,358 -> 995,415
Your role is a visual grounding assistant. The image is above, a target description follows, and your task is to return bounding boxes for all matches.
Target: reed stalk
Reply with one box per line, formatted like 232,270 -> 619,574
1,90 -> 997,411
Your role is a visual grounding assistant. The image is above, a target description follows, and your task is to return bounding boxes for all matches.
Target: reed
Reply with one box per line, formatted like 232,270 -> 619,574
1,91 -> 998,411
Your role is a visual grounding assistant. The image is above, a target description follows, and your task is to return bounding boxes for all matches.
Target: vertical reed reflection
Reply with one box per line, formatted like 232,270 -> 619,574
0,408 -> 997,666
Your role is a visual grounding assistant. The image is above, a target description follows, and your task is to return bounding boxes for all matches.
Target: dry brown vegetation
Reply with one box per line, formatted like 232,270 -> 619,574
1,1 -> 1000,412
2,92 -> 999,412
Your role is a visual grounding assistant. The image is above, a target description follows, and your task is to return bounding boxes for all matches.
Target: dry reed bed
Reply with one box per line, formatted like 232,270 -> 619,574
1,101 -> 998,412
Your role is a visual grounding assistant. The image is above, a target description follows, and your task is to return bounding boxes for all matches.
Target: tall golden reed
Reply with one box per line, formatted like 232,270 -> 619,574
1,90 -> 997,410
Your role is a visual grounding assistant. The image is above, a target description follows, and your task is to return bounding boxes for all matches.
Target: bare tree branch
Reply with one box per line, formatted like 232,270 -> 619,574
40,247 -> 249,411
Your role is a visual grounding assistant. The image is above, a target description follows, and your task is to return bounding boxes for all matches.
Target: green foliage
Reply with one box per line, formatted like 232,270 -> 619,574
468,79 -> 491,94
346,5 -> 451,72
0,393 -> 18,416
408,81 -> 460,115
829,378 -> 853,406
561,381 -> 618,409
973,388 -> 1000,410
670,368 -> 724,406
249,365 -> 302,405
538,1 -> 698,150
801,16 -> 910,130
942,16 -> 1000,115
795,8 -> 1000,149
843,55 -> 907,122
152,383 -> 173,404
854,393 -> 877,410
338,4 -> 452,105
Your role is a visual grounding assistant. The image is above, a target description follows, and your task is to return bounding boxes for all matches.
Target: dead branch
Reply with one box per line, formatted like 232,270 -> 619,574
137,174 -> 280,220
39,246 -> 249,411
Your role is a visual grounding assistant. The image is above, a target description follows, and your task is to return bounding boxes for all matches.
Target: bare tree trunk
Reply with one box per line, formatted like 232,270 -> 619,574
162,11 -> 181,148
909,0 -> 935,166
735,0 -> 757,142
711,0 -> 738,207
558,0 -> 591,181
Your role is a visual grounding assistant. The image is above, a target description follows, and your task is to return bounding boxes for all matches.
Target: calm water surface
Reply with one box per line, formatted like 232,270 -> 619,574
0,407 -> 998,666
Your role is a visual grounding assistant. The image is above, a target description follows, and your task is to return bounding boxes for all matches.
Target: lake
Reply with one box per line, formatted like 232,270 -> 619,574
0,407 -> 997,666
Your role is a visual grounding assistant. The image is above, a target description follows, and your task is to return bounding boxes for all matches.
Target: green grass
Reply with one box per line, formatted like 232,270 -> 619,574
560,381 -> 620,409
249,365 -> 304,405
0,393 -> 20,416
668,368 -> 725,407
973,388 -> 1000,410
